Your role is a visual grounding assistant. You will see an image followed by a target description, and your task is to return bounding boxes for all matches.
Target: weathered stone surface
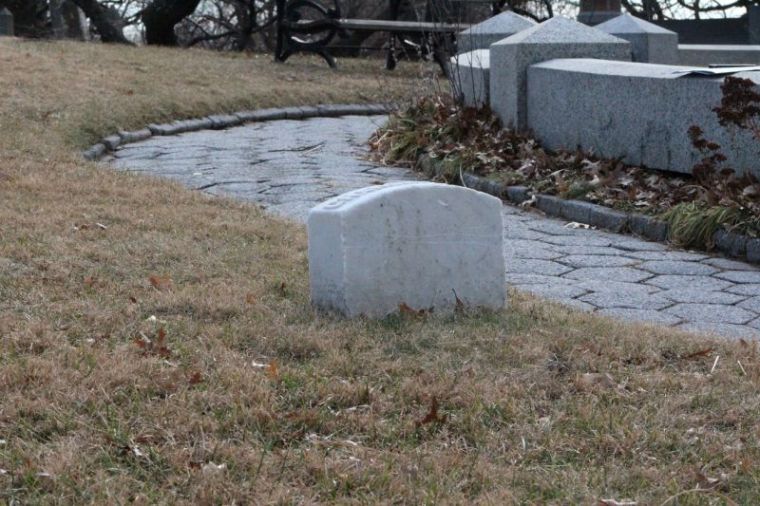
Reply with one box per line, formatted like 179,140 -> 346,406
207,114 -> 243,129
527,59 -> 760,176
638,260 -> 718,276
83,143 -> 107,161
747,238 -> 760,263
713,229 -> 748,259
677,322 -> 760,340
505,185 -> 530,203
628,213 -> 668,242
508,259 -> 573,275
118,128 -> 152,144
646,275 -> 734,291
234,108 -> 288,122
535,194 -> 563,216
575,279 -> 657,296
596,14 -> 679,64
659,289 -> 745,304
450,49 -> 490,107
665,303 -> 755,324
726,284 -> 760,296
564,266 -> 652,283
307,182 -> 505,317
561,254 -> 635,268
102,135 -> 122,151
626,249 -> 707,261
702,257 -> 760,270
738,296 -> 760,314
457,11 -> 536,53
716,270 -> 760,284
580,291 -> 672,310
514,283 -> 588,300
490,17 -> 630,130
599,308 -> 682,325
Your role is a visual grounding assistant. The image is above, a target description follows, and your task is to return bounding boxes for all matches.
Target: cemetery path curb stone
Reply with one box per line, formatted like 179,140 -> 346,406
107,113 -> 760,341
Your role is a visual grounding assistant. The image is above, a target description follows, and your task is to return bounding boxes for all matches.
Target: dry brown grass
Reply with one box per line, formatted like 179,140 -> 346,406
1,38 -> 760,504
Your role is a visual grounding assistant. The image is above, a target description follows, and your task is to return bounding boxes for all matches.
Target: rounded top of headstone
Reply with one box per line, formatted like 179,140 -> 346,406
309,182 -> 501,217
0,7 -> 12,15
595,13 -> 676,35
459,11 -> 536,36
493,16 -> 629,45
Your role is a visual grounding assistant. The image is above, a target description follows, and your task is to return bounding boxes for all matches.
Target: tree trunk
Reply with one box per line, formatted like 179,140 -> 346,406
142,0 -> 202,46
69,0 -> 129,43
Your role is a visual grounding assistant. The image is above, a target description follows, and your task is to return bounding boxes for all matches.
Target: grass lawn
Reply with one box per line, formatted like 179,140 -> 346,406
1,39 -> 759,504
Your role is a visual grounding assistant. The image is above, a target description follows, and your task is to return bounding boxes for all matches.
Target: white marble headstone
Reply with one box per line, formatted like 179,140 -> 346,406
307,182 -> 506,318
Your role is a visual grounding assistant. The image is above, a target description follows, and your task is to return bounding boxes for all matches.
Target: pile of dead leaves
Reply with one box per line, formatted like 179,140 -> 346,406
369,95 -> 760,239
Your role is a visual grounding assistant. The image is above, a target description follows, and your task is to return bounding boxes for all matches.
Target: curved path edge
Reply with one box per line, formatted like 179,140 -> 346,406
85,102 -> 760,267
82,103 -> 395,161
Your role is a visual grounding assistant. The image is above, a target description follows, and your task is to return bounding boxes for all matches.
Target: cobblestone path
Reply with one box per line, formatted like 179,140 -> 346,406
110,115 -> 760,340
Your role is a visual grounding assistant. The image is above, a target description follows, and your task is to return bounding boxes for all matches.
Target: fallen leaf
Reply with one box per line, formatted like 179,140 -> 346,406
416,396 -> 446,427
188,371 -> 203,386
149,275 -> 173,291
681,348 -> 714,360
83,276 -> 96,288
245,293 -> 256,305
266,361 -> 279,380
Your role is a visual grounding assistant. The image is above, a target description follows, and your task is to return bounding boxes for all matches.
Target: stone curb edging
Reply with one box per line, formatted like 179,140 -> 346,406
421,157 -> 760,265
81,103 -> 394,162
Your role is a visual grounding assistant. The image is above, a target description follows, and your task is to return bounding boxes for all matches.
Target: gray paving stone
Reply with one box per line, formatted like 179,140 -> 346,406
701,257 -> 760,271
560,299 -> 597,312
645,275 -> 734,291
526,219 -> 589,235
563,267 -> 653,283
504,225 -> 551,241
715,270 -> 760,284
598,308 -> 682,326
659,289 -> 746,305
579,291 -> 672,310
505,245 -> 563,260
726,284 -> 760,296
513,283 -> 589,300
738,296 -> 760,314
542,235 -> 613,247
637,260 -> 718,276
624,250 -> 708,261
507,259 -> 573,276
611,238 -> 667,251
505,273 -> 570,285
574,279 -> 659,296
677,322 -> 760,340
559,254 -> 637,268
558,245 -> 634,256
665,303 -> 756,325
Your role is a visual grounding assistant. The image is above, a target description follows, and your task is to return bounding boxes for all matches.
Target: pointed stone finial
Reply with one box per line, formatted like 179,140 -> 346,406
596,14 -> 679,63
490,17 -> 631,130
457,11 -> 536,53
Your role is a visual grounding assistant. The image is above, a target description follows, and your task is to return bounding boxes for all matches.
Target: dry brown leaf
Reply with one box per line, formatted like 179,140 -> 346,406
149,275 -> 173,291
